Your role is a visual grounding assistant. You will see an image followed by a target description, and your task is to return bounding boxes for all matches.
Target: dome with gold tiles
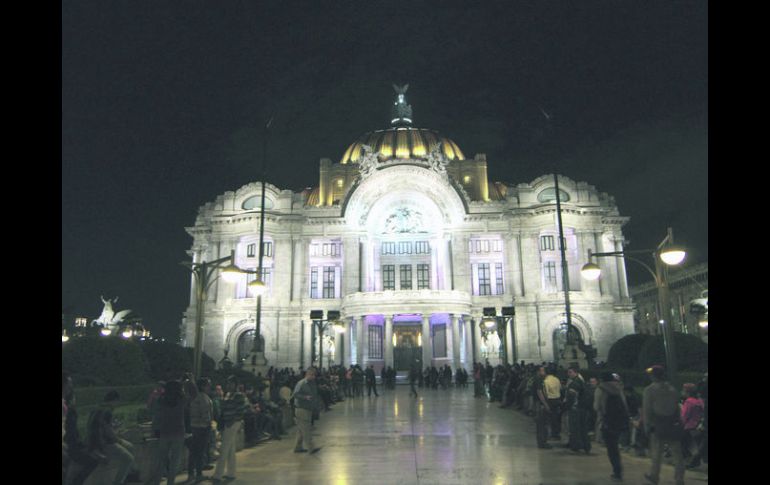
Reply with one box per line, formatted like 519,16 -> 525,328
340,127 -> 465,164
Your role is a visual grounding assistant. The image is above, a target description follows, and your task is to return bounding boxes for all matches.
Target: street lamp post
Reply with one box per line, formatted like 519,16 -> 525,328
310,310 -> 343,369
182,250 -> 265,380
253,117 -> 273,363
581,227 -> 686,386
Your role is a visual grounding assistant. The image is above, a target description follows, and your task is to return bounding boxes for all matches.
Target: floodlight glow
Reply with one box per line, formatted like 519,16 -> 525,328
659,246 -> 686,265
220,263 -> 243,283
581,262 -> 602,280
100,327 -> 112,336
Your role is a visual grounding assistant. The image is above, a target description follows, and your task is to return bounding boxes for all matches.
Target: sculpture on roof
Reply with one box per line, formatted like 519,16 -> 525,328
358,144 -> 380,179
426,141 -> 449,175
391,84 -> 413,126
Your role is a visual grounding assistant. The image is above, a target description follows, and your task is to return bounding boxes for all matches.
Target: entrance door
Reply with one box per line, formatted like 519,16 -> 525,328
393,326 -> 422,371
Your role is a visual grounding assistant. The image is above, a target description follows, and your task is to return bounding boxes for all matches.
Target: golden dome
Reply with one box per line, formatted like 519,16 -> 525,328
340,127 -> 466,164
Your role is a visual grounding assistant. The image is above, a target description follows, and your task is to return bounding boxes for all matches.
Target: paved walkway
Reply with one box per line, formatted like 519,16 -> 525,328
185,387 -> 708,484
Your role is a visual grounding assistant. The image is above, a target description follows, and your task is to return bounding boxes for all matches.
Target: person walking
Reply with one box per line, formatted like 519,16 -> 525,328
212,376 -> 249,483
186,378 -> 213,483
365,365 -> 379,397
292,368 -> 321,454
408,364 -> 419,398
594,372 -> 629,482
86,391 -> 136,485
643,365 -> 685,485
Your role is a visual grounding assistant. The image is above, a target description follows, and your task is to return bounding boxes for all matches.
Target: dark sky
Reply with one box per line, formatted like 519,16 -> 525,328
62,1 -> 708,340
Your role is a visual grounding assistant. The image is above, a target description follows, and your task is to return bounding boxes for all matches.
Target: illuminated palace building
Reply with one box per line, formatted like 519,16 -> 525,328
183,87 -> 634,372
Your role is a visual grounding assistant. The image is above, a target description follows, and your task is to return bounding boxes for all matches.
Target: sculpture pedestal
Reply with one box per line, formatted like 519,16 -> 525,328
244,350 -> 269,376
559,343 -> 588,370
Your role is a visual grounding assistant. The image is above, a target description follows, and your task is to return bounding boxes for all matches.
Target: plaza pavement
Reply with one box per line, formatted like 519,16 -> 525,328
175,386 -> 708,485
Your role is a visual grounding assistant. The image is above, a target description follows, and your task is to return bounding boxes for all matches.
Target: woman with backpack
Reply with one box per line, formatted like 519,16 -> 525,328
594,372 -> 630,482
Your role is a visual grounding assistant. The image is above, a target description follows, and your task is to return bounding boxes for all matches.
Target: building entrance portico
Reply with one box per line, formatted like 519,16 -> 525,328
393,323 -> 422,371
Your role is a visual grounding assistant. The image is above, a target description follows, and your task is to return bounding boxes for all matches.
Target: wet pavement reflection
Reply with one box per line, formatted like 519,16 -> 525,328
214,387 -> 707,484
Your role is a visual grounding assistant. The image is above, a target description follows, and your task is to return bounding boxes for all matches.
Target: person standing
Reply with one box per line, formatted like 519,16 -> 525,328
147,380 -> 188,485
643,365 -> 685,485
594,372 -> 629,482
680,383 -> 704,468
365,365 -> 379,397
533,366 -> 552,449
292,368 -> 321,454
212,376 -> 249,483
564,366 -> 590,454
543,366 -> 563,440
187,378 -> 213,483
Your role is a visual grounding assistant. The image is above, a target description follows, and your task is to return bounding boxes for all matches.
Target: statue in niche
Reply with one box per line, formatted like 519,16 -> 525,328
358,144 -> 379,179
426,141 -> 448,174
94,295 -> 132,326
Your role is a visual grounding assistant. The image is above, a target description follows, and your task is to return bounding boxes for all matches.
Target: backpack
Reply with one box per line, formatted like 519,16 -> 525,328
603,392 -> 629,432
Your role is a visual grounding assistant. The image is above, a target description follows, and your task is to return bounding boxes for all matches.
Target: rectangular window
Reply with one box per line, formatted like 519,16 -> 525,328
540,235 -> 555,251
544,261 -> 557,289
493,240 -> 502,252
400,265 -> 412,290
310,244 -> 319,257
260,267 -> 272,288
323,267 -> 336,298
432,324 -> 447,358
398,241 -> 412,254
310,267 -> 319,299
247,243 -> 256,258
415,241 -> 430,254
381,242 -> 396,255
262,241 -> 273,257
495,263 -> 504,295
368,325 -> 383,359
482,240 -> 490,252
478,263 -> 491,296
382,265 -> 395,290
475,240 -> 481,253
417,264 -> 430,290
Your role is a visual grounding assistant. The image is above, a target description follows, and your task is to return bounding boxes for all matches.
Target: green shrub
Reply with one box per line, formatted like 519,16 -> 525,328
607,334 -> 655,369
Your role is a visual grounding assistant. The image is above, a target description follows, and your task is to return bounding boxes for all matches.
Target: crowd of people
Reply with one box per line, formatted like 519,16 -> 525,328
472,359 -> 708,484
63,360 -> 707,485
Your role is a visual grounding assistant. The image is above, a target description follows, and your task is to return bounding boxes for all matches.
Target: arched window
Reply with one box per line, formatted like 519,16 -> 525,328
242,195 -> 274,210
537,187 -> 570,203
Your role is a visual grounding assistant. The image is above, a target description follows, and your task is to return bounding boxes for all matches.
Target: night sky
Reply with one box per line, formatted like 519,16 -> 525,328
62,1 -> 708,340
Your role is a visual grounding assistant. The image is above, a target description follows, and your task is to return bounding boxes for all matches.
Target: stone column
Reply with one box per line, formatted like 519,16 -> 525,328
505,316 -> 515,364
463,316 -> 472,368
473,317 -> 482,364
357,316 -> 366,366
343,236 -> 359,296
451,314 -> 461,370
422,314 -> 432,368
384,315 -> 394,369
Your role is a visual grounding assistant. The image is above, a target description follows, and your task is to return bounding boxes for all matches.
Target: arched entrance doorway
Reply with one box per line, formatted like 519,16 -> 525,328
552,323 -> 590,368
237,329 -> 265,366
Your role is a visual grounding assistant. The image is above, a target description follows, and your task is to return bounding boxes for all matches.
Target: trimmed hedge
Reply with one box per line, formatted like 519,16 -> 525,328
137,340 -> 216,382
62,336 -> 150,386
63,338 -> 217,387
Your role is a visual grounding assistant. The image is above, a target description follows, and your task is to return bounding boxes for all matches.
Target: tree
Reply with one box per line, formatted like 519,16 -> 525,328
607,334 -> 655,369
637,332 -> 708,372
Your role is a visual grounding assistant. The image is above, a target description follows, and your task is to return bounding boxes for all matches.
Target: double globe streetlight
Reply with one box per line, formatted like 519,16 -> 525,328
580,227 -> 686,385
182,249 -> 267,380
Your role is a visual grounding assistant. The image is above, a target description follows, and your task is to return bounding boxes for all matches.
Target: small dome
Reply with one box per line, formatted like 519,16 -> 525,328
340,127 -> 465,164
